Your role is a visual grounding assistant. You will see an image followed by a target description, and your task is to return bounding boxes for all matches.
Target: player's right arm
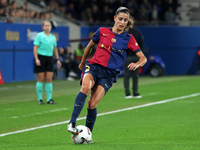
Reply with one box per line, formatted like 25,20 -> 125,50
33,45 -> 41,66
78,40 -> 95,71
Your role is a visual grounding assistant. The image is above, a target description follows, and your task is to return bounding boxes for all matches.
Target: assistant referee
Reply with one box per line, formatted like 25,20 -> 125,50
33,20 -> 61,104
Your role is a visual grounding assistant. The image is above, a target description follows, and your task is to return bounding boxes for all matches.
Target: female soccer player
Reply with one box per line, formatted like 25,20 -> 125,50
33,20 -> 61,104
68,6 -> 147,137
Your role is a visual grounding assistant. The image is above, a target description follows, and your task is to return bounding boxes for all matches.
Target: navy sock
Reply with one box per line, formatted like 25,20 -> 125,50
70,92 -> 87,123
86,108 -> 97,132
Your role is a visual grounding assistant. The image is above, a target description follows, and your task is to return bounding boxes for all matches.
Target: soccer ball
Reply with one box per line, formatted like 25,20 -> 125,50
71,125 -> 92,144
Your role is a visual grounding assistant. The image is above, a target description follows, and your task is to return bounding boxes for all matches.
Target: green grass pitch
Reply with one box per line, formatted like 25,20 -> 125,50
0,76 -> 200,150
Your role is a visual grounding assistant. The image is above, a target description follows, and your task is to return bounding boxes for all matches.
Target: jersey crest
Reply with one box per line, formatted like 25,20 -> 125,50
111,38 -> 116,43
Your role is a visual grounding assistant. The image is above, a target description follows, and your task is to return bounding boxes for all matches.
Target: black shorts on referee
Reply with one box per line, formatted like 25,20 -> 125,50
34,54 -> 54,73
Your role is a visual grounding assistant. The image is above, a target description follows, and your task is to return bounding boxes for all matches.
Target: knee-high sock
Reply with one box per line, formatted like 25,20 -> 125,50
36,82 -> 43,101
86,108 -> 97,132
70,92 -> 87,123
45,83 -> 52,101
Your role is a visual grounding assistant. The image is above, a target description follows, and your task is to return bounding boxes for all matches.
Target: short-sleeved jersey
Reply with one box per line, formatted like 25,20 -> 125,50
88,27 -> 141,72
34,31 -> 57,56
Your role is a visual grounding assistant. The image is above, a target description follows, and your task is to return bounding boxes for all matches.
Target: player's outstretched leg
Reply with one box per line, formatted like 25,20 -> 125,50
68,92 -> 87,133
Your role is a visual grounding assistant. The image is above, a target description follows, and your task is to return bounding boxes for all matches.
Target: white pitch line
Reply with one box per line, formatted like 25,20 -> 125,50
11,108 -> 68,119
0,93 -> 200,137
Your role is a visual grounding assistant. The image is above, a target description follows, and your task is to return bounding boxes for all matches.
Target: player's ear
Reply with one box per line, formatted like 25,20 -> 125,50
114,16 -> 116,22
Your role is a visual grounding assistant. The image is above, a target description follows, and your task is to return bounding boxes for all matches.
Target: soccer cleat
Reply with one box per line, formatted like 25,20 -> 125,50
68,122 -> 77,134
133,93 -> 142,98
39,100 -> 45,104
47,99 -> 56,104
125,95 -> 133,99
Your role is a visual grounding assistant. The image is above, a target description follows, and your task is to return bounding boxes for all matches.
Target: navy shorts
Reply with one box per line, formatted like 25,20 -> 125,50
34,55 -> 54,73
82,63 -> 115,94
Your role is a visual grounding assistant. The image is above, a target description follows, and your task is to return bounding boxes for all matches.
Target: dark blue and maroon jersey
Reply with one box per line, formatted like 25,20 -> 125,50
88,27 -> 141,72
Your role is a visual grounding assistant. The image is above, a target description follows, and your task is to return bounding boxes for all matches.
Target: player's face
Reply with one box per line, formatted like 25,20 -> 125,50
114,12 -> 129,31
42,22 -> 52,33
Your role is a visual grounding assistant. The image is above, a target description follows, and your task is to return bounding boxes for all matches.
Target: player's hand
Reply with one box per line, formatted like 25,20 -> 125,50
35,59 -> 41,66
78,62 -> 85,71
127,63 -> 139,71
57,60 -> 61,68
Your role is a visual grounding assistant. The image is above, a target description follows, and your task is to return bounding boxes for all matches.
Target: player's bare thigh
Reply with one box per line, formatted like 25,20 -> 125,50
80,73 -> 95,95
88,85 -> 105,109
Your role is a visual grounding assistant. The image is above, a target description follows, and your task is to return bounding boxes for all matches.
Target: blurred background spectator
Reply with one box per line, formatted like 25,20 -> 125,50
74,43 -> 85,64
0,0 -> 180,25
164,6 -> 177,23
55,46 -> 78,81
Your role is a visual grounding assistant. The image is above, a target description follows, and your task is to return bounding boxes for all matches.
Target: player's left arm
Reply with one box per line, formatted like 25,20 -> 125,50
53,47 -> 61,68
127,35 -> 147,71
127,51 -> 147,71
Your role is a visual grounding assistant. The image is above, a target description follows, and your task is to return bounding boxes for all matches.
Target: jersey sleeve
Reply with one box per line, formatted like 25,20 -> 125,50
128,35 -> 141,53
33,33 -> 40,46
92,28 -> 101,43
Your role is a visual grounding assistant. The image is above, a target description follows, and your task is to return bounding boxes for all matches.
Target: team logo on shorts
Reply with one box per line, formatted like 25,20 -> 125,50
85,66 -> 90,72
111,38 -> 116,43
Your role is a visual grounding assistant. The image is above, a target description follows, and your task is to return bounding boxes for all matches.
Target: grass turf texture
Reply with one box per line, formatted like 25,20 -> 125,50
0,76 -> 200,150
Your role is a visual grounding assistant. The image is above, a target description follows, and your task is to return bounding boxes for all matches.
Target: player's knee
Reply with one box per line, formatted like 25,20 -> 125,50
88,101 -> 97,109
81,85 -> 91,95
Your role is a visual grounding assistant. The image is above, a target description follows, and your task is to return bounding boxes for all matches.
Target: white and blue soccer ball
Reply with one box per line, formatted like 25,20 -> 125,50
71,125 -> 92,144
